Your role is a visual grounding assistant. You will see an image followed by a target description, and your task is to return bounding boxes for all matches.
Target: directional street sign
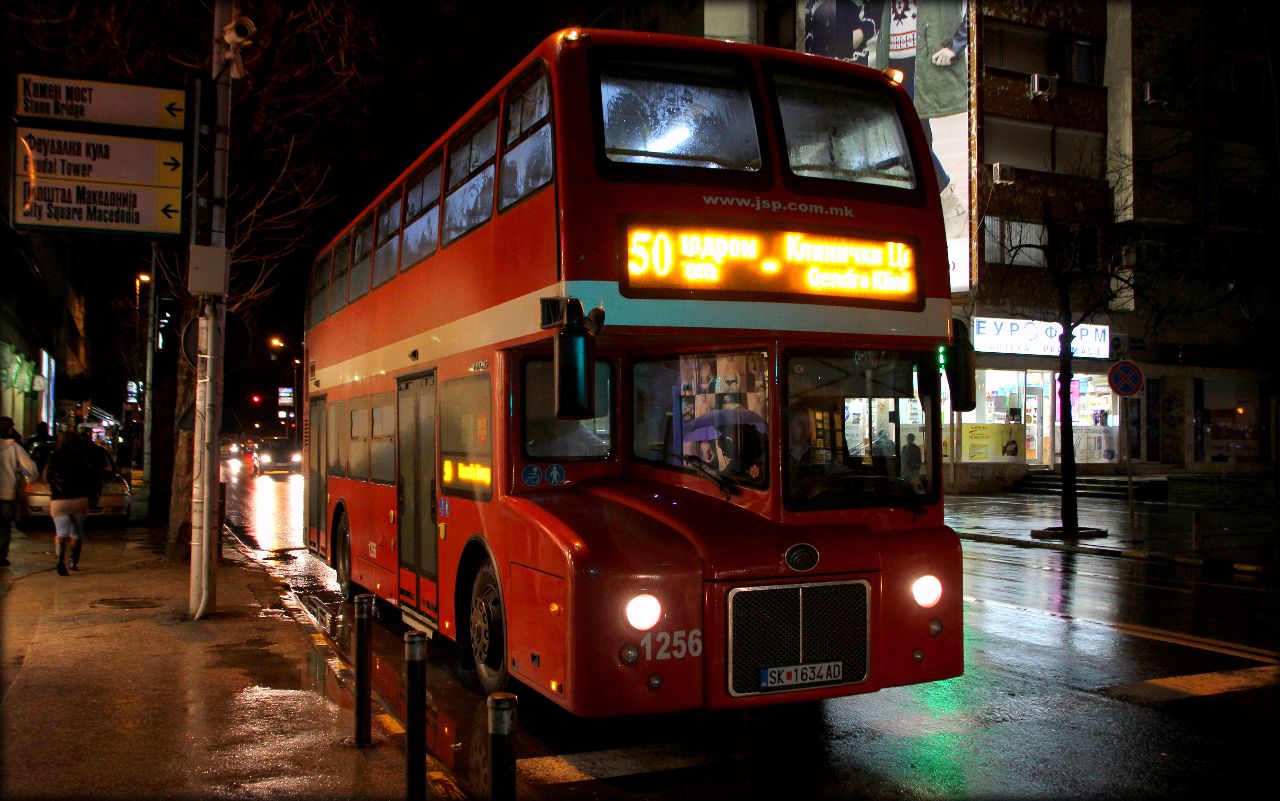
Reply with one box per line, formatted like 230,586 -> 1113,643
1107,359 -> 1145,397
13,126 -> 184,235
11,73 -> 188,236
17,127 -> 183,187
13,177 -> 182,235
16,73 -> 185,130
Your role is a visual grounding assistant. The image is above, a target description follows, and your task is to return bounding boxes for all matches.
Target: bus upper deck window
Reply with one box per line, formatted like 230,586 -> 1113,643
600,61 -> 761,171
775,74 -> 917,190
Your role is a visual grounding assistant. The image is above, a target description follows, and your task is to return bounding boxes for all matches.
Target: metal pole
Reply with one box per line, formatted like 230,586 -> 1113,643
487,693 -> 519,801
188,300 -> 209,617
405,631 -> 428,801
143,243 -> 158,489
355,594 -> 373,746
192,0 -> 233,618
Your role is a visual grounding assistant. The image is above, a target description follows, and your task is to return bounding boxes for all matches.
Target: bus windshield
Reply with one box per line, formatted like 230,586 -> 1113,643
600,59 -> 762,171
633,351 -> 770,488
785,351 -> 935,509
774,73 -> 917,189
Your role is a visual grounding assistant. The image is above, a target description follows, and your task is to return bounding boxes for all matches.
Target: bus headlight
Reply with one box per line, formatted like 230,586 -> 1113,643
625,594 -> 662,631
911,575 -> 943,608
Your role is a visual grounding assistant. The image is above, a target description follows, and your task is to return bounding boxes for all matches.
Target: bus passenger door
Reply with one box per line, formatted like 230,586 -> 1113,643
307,396 -> 327,553
397,373 -> 439,623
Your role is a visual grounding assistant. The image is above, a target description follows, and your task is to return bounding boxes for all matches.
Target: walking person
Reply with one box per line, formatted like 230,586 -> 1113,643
44,430 -> 101,576
0,417 -> 39,568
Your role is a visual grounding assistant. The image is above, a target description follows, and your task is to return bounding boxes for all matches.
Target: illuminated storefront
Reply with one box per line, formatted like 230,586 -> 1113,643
941,317 -> 1118,468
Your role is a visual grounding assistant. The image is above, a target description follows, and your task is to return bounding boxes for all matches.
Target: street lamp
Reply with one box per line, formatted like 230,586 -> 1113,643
269,337 -> 301,445
125,272 -> 153,474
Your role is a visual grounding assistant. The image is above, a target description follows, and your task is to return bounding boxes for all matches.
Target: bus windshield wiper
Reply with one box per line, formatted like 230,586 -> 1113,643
680,454 -> 740,500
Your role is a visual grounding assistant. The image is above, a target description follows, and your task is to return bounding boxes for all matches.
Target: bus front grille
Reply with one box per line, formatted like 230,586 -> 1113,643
727,580 -> 869,697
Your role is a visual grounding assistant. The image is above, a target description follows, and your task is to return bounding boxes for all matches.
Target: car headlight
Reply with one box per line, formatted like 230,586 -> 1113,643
625,594 -> 662,631
911,575 -> 943,608
291,452 -> 302,463
260,453 -> 272,464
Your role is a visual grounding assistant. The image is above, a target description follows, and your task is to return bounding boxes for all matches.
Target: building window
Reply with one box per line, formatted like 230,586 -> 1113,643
983,217 -> 1048,267
984,117 -> 1103,179
984,21 -> 1101,86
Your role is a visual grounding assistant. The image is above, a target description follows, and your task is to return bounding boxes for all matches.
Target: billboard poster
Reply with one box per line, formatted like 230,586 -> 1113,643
799,1 -> 972,293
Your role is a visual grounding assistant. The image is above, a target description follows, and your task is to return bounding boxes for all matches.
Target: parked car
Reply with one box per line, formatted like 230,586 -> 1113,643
22,442 -> 131,521
252,436 -> 301,475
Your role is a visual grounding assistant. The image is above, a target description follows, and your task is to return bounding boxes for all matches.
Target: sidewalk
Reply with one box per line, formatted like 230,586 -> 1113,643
0,523 -> 414,801
946,493 -> 1279,576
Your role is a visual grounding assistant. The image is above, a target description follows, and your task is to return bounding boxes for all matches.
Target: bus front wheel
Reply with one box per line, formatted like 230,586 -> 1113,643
469,562 -> 509,694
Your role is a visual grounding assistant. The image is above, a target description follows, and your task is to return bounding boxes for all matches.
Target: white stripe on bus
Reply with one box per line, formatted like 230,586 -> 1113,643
312,281 -> 950,391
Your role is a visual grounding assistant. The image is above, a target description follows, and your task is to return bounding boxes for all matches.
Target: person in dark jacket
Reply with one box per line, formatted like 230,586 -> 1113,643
45,431 -> 100,576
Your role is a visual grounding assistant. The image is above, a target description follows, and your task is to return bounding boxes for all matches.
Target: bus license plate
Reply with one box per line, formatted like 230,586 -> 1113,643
759,661 -> 842,689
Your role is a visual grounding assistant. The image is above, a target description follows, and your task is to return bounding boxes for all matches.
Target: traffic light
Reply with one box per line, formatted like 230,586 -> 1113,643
251,394 -> 262,404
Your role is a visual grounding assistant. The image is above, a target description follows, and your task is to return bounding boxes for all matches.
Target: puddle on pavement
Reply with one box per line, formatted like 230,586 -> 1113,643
208,637 -> 309,689
292,594 -> 497,798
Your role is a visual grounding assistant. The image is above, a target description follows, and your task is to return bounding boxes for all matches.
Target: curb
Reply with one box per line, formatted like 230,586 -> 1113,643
957,531 -> 1274,576
223,527 -> 470,801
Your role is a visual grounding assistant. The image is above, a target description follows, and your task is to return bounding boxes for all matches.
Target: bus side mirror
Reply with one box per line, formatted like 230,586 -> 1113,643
944,319 -> 977,412
542,297 -> 605,419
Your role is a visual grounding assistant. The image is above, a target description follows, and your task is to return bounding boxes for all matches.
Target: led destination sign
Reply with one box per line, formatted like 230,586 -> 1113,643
625,225 -> 917,303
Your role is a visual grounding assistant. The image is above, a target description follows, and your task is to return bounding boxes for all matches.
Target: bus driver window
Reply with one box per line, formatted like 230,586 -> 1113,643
523,359 -> 612,460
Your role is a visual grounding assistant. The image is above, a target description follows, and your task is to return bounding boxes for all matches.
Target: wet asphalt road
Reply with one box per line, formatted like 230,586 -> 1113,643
222,460 -> 1279,800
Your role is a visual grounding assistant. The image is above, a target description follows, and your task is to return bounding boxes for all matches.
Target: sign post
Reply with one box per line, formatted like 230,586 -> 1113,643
1107,360 -> 1144,517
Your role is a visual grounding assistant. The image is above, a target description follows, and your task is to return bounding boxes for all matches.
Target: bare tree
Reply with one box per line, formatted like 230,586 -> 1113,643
3,1 -> 396,558
979,138 -> 1249,534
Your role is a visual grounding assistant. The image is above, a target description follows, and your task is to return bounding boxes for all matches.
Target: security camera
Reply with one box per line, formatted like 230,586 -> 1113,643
222,17 -> 256,47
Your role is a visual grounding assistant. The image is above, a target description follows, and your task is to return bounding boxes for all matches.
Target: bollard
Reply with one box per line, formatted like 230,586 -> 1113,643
488,692 -> 519,801
354,594 -> 374,746
405,631 -> 429,801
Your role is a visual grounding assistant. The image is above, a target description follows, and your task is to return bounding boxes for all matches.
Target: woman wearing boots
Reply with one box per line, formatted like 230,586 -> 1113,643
44,431 -> 100,576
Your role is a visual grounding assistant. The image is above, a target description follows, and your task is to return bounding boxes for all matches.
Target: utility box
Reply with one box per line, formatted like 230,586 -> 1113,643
188,244 -> 229,295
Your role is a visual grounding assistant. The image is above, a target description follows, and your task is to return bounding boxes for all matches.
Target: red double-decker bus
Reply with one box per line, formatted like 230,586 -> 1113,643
303,28 -> 968,717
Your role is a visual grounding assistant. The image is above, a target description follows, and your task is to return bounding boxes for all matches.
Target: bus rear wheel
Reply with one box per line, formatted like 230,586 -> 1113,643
469,562 -> 509,694
334,514 -> 358,601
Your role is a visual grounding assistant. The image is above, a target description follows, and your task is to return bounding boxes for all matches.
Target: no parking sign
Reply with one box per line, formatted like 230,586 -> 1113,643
1107,360 -> 1144,396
